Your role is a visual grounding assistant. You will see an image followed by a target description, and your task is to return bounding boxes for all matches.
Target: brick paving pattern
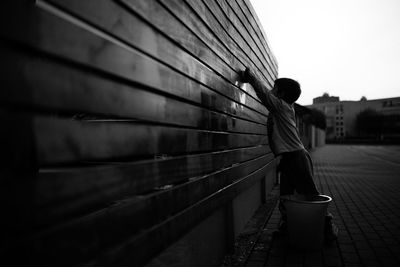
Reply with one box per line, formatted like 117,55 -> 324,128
245,145 -> 400,267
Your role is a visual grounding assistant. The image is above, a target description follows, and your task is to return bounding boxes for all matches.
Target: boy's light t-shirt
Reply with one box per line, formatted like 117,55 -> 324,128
253,86 -> 305,156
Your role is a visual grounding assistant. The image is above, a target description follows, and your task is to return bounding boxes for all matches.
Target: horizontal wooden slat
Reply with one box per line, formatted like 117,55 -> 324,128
235,0 -> 278,70
223,0 -> 277,77
0,0 -> 269,121
0,47 -> 267,134
114,0 -> 240,83
31,115 -> 268,164
181,0 -> 253,79
32,146 -> 271,228
157,0 -> 274,88
211,0 -> 276,82
240,0 -> 279,70
226,0 -> 278,75
185,0 -> 276,88
115,0 -> 270,109
7,155 -> 274,267
0,109 -> 36,170
47,0 -> 236,87
47,0 -> 268,115
87,160 -> 276,267
200,0 -> 276,88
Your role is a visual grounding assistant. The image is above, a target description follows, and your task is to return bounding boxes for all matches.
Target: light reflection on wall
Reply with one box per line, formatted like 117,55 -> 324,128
234,81 -> 247,111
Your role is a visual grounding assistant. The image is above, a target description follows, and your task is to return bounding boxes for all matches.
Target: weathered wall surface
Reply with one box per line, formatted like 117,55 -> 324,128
0,0 -> 278,266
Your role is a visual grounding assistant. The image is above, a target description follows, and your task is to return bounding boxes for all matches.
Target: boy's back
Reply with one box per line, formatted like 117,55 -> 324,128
242,69 -> 304,156
241,69 -> 319,195
266,96 -> 304,156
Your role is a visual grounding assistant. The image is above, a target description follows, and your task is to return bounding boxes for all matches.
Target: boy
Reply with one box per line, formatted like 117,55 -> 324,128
241,67 -> 338,242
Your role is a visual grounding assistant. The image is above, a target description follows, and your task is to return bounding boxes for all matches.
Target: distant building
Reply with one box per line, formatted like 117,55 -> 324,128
308,95 -> 400,140
312,93 -> 339,104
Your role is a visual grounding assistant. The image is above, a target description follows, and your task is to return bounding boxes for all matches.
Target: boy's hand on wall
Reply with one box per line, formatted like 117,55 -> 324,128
240,67 -> 255,83
238,70 -> 247,83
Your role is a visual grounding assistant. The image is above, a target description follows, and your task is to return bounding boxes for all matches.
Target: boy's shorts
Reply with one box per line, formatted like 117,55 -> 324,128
279,149 -> 319,196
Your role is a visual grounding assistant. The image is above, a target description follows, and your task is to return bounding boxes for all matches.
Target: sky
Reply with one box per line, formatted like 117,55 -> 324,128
249,0 -> 400,105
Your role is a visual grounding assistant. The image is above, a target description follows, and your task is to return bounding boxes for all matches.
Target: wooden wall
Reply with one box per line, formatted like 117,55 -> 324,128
0,0 -> 278,266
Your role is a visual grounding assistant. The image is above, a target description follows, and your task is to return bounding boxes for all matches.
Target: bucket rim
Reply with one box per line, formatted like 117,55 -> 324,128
280,194 -> 332,204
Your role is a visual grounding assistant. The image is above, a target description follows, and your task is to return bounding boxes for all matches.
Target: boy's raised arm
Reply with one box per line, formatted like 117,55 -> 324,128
241,68 -> 281,112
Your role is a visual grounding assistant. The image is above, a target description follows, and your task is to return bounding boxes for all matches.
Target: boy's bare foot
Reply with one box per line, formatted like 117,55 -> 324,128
325,222 -> 339,243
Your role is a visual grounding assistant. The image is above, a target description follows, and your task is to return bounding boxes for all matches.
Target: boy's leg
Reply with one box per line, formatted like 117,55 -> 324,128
302,150 -> 338,242
277,154 -> 295,233
281,150 -> 338,241
293,150 -> 319,196
325,212 -> 339,243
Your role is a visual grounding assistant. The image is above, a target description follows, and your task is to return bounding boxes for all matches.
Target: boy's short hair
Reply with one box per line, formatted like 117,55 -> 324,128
275,78 -> 301,104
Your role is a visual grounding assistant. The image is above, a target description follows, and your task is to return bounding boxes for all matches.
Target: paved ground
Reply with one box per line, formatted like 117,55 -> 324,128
245,145 -> 400,267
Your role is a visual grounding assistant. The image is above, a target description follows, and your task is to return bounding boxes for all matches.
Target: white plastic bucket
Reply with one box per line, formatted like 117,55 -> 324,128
281,194 -> 332,250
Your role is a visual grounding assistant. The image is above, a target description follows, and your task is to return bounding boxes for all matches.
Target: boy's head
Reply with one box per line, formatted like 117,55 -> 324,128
272,78 -> 301,104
